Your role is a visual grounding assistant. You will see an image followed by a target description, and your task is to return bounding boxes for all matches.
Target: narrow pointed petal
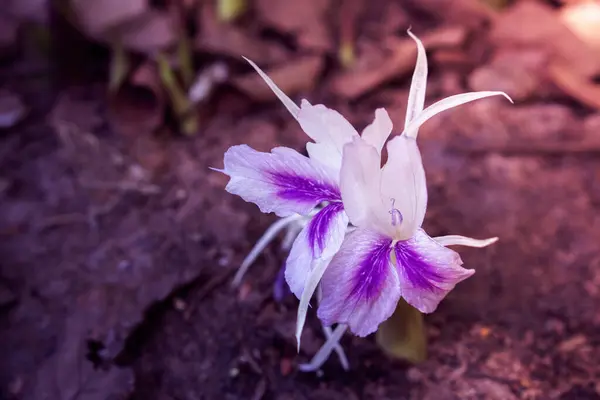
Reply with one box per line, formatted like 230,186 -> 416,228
361,108 -> 393,154
395,229 -> 474,314
320,324 -> 349,370
405,30 -> 428,130
434,235 -> 498,248
380,135 -> 428,240
286,203 -> 348,298
300,100 -> 359,171
221,145 -> 340,217
405,91 -> 513,139
318,229 -> 400,337
232,214 -> 302,287
298,324 -> 347,372
243,57 -> 300,119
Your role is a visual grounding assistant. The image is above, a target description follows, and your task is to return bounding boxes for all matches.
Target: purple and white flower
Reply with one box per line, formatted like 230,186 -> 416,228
311,31 -> 511,343
216,30 -> 512,372
217,57 -> 390,350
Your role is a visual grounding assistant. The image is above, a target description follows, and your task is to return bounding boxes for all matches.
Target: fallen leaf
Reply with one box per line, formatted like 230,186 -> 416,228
329,37 -> 414,99
255,0 -> 332,51
406,0 -> 497,28
109,61 -> 166,135
549,61 -> 600,110
116,11 -> 177,53
469,49 -> 548,102
491,0 -> 600,78
558,334 -> 588,353
375,299 -> 427,364
70,0 -> 177,53
330,27 -> 467,99
561,1 -> 600,51
197,1 -> 287,63
233,55 -> 323,101
70,0 -> 146,37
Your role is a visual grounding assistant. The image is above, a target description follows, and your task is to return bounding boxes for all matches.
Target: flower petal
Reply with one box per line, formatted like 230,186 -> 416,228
298,324 -> 348,372
318,229 -> 400,337
285,203 -> 348,298
395,229 -> 474,314
380,135 -> 428,240
232,214 -> 303,287
243,57 -> 300,120
405,30 -> 428,130
405,91 -> 513,139
339,138 -> 388,232
361,108 -> 393,154
300,100 -> 359,171
220,145 -> 340,217
434,235 -> 498,248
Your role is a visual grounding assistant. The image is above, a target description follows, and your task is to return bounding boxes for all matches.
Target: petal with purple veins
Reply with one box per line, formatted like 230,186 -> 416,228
318,229 -> 400,337
285,202 -> 348,299
220,145 -> 340,217
394,229 -> 474,314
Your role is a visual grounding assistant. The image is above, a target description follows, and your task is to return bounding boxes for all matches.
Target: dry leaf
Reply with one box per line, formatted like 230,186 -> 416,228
196,1 -> 287,63
330,27 -> 467,99
255,0 -> 333,51
406,0 -> 497,28
109,61 -> 166,135
116,11 -> 177,53
491,0 -> 600,78
70,0 -> 147,36
549,62 -> 600,110
70,0 -> 176,53
469,49 -> 548,102
561,1 -> 600,51
233,55 -> 323,101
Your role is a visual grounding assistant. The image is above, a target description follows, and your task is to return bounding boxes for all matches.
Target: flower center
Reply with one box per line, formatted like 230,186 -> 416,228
389,198 -> 403,227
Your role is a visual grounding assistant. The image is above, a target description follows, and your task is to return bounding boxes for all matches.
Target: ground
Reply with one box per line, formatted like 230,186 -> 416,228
2,0 -> 600,399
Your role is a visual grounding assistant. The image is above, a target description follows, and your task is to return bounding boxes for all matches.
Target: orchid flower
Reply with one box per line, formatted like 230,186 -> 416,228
216,57 -> 384,350
308,31 -> 511,358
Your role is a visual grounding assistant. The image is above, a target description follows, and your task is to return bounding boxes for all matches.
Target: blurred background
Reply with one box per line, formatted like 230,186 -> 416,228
1,0 -> 600,398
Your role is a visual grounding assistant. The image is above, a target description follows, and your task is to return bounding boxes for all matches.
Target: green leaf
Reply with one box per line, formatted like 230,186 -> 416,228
375,299 -> 427,364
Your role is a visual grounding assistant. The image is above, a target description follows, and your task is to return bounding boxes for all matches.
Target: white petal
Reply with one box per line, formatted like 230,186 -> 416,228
361,108 -> 393,154
434,235 -> 498,248
300,100 -> 359,171
405,30 -> 428,130
286,205 -> 348,298
243,57 -> 300,119
232,214 -> 302,287
298,324 -> 347,372
221,145 -> 339,217
339,138 -> 391,235
380,135 -> 428,240
405,91 -> 513,139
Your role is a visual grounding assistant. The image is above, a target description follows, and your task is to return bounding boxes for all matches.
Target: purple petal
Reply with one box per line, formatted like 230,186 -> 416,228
394,229 -> 474,313
220,145 -> 340,217
285,203 -> 348,298
317,229 -> 400,337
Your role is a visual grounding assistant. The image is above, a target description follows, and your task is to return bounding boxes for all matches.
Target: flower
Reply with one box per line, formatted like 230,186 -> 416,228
217,57 -> 391,348
314,31 -> 512,338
